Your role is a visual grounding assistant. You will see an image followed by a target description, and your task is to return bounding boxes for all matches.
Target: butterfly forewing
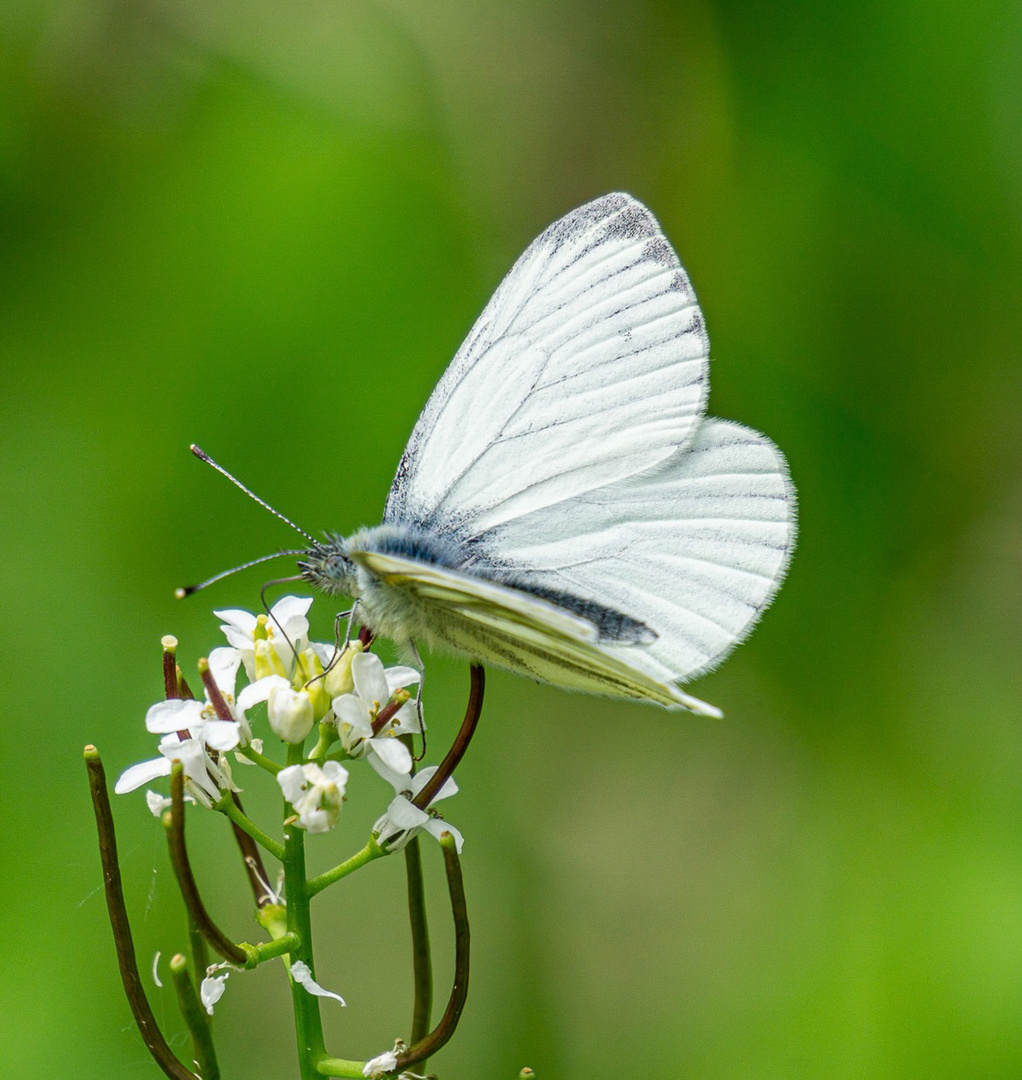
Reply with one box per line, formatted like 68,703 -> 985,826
384,193 -> 710,533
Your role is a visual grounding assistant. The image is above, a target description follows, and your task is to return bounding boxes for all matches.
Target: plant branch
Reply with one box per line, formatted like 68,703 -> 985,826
394,832 -> 470,1071
169,953 -> 220,1080
412,663 -> 485,811
165,763 -> 247,965
217,792 -> 286,860
84,745 -> 200,1080
404,835 -> 433,1047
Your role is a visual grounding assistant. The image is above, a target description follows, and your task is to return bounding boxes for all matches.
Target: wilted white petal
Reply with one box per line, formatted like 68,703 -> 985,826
152,951 -> 163,988
368,737 -> 412,776
363,1051 -> 398,1077
200,972 -> 229,1015
351,652 -> 389,707
290,960 -> 345,1006
115,757 -> 172,794
146,790 -> 171,816
145,698 -> 205,734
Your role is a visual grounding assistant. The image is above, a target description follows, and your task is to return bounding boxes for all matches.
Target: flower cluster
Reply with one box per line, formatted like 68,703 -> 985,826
116,597 -> 462,851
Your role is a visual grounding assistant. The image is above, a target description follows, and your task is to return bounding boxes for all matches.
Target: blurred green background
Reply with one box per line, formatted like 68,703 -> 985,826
3,1 -> 1021,1077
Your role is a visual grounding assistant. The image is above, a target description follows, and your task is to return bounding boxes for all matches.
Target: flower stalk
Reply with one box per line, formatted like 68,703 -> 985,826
92,597 -> 483,1077
169,953 -> 220,1080
164,763 -> 247,965
84,746 -> 200,1080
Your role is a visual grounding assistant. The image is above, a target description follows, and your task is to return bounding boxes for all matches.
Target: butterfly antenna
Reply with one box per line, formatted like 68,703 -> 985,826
176,552 -> 306,599
190,444 -> 317,543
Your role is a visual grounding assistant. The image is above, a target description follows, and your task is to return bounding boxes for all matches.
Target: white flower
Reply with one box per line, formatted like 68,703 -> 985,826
370,762 -> 463,853
115,731 -> 233,807
363,1050 -> 398,1077
277,761 -> 349,834
200,971 -> 230,1015
117,668 -> 276,805
290,960 -> 345,1006
332,653 -> 422,774
216,596 -> 312,680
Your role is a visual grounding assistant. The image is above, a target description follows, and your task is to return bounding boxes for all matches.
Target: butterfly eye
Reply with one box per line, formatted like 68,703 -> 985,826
324,554 -> 349,579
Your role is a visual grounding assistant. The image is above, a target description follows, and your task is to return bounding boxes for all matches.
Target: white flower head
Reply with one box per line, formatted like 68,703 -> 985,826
332,652 -> 422,774
116,729 -> 234,808
363,1050 -> 399,1078
216,596 -> 313,681
278,761 -> 349,834
370,763 -> 463,854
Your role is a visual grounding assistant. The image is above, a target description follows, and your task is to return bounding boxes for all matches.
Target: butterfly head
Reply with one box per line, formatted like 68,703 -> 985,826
298,535 -> 357,597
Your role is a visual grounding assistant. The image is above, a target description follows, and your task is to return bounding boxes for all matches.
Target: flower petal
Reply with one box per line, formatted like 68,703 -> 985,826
200,972 -> 229,1015
208,647 -> 242,696
424,818 -> 465,853
351,652 -> 389,707
411,765 -> 458,803
363,1051 -> 398,1077
145,698 -> 205,734
277,764 -> 307,804
290,960 -> 345,1006
203,719 -> 242,751
115,757 -> 171,794
215,608 -> 257,634
237,675 -> 289,714
384,665 -> 421,694
368,737 -> 412,776
334,693 -> 372,736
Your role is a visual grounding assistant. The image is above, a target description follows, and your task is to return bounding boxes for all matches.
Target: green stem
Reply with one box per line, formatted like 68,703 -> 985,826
394,832 -> 471,1072
306,839 -> 386,898
313,1057 -> 368,1078
187,914 -> 209,992
404,835 -> 433,1048
236,744 -> 283,775
217,794 -> 285,861
241,933 -> 301,968
282,743 -> 327,1080
169,953 -> 220,1080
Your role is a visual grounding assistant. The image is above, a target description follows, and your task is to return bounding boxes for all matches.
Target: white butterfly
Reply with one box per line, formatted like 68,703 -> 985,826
299,193 -> 796,716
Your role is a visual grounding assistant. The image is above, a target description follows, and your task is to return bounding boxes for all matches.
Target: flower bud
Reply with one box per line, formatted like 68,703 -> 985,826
324,641 -> 362,698
267,685 -> 315,744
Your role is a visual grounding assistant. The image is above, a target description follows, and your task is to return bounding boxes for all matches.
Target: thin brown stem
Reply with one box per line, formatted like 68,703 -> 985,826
412,663 -> 485,811
394,832 -> 470,1071
164,763 -> 247,964
84,746 -> 200,1080
404,836 -> 433,1047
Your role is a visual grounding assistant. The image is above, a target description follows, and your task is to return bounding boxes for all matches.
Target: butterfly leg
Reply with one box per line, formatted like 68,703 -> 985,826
408,638 -> 427,761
